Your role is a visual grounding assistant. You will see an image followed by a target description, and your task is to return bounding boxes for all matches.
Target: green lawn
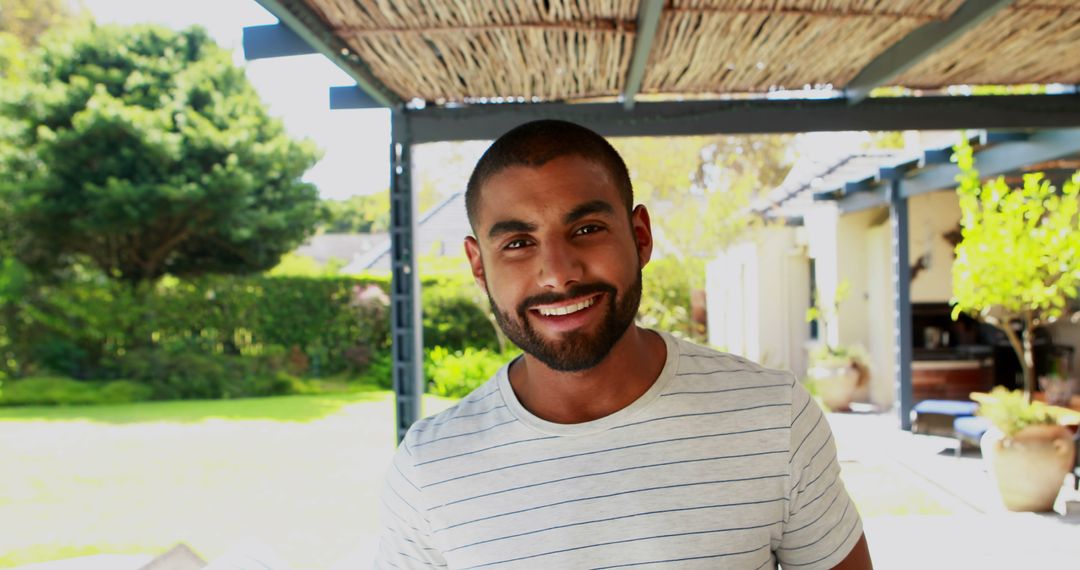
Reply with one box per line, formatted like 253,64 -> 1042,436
0,391 -> 456,569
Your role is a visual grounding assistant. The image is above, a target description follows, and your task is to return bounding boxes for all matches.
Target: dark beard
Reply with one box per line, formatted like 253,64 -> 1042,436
488,271 -> 642,372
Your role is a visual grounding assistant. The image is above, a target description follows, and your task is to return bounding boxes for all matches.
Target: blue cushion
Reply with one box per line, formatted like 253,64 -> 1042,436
954,416 -> 992,440
913,399 -> 979,417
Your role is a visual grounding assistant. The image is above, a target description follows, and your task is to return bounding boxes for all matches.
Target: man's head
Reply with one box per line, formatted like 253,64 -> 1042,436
465,120 -> 634,230
463,120 -> 653,372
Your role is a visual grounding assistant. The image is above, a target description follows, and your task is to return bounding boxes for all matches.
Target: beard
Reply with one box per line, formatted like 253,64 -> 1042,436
488,270 -> 643,372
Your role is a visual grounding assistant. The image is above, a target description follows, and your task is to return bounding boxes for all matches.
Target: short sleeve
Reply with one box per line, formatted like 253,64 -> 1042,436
374,437 -> 448,569
775,378 -> 863,568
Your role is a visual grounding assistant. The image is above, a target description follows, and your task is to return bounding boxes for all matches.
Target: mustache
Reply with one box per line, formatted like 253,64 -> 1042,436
518,282 -> 616,315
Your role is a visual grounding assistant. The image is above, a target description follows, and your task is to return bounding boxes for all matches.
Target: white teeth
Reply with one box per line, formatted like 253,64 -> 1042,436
537,297 -> 596,316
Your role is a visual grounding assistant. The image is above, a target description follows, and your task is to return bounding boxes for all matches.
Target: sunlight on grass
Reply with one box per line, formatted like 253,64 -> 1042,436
0,389 -> 390,424
0,391 -> 461,568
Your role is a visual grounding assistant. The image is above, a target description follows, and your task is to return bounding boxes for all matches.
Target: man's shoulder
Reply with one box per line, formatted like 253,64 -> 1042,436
402,374 -> 509,450
671,336 -> 795,384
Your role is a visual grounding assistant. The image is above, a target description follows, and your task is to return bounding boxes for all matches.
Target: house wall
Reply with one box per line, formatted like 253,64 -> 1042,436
835,207 -> 894,408
908,190 -> 961,302
706,226 -> 810,377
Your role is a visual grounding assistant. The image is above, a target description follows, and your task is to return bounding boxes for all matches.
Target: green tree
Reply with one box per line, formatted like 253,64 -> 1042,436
613,135 -> 792,341
320,193 -> 390,233
0,24 -> 321,285
951,139 -> 1080,398
613,135 -> 791,262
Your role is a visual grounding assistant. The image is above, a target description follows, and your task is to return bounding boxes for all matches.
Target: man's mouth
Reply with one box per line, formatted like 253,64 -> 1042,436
530,294 -> 600,317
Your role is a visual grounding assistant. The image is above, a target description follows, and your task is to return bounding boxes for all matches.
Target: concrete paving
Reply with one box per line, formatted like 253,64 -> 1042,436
827,410 -> 1080,569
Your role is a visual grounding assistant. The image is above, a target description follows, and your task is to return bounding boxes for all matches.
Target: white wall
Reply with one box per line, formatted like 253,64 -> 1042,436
866,223 -> 897,409
706,226 -> 809,376
908,190 -> 961,302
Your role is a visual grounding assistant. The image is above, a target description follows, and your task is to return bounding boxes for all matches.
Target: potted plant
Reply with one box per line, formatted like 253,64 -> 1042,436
972,387 -> 1076,512
805,280 -> 868,410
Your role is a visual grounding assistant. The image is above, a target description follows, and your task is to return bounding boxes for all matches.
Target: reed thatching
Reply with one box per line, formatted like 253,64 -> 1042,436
305,0 -> 638,102
299,0 -> 1077,104
642,0 -> 964,94
896,0 -> 1080,88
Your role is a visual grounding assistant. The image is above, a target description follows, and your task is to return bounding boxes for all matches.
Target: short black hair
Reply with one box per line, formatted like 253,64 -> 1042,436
465,120 -> 633,230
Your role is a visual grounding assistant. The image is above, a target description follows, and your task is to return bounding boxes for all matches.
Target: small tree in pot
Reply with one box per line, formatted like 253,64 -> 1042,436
950,139 -> 1080,400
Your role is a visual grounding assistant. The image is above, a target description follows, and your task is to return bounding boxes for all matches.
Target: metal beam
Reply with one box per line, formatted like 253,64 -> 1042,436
844,0 -> 1015,104
836,186 -> 888,215
621,0 -> 663,111
242,23 -> 317,59
389,111 -> 424,443
407,94 -> 1080,143
889,180 -> 915,431
252,0 -> 400,108
833,128 -> 1080,211
329,85 -> 384,110
902,128 -> 1080,198
879,158 -> 920,181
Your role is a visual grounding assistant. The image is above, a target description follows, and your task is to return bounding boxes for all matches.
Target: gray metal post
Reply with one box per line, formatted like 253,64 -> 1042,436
889,180 -> 914,430
389,111 -> 424,443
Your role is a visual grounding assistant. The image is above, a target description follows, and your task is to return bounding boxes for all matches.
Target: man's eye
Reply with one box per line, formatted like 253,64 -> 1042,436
576,224 -> 603,235
505,239 -> 529,250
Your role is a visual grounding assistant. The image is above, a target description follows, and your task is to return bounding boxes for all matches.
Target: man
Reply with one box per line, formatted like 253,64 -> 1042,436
376,120 -> 872,569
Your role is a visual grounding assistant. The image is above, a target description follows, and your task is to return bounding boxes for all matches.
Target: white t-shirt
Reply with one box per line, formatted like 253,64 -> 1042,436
376,331 -> 862,569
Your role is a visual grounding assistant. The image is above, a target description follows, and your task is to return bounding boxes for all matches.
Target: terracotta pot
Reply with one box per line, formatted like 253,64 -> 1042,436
980,425 -> 1076,512
807,362 -> 858,411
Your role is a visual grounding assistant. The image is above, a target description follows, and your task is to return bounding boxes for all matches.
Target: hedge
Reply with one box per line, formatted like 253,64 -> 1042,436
0,262 -> 500,383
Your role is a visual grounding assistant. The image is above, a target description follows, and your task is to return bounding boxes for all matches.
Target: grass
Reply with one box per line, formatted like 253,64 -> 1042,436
0,390 -> 456,569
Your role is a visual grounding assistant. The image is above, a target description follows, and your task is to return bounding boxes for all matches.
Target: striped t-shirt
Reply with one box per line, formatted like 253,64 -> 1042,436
376,331 -> 862,569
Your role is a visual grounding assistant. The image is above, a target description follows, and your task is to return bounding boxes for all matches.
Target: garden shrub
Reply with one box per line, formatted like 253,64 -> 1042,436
119,346 -> 294,400
359,350 -> 394,390
0,377 -> 152,406
424,346 -> 517,398
422,274 -> 500,351
1,262 -> 505,400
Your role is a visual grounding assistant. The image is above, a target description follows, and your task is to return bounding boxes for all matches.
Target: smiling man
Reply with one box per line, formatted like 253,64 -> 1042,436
375,120 -> 872,569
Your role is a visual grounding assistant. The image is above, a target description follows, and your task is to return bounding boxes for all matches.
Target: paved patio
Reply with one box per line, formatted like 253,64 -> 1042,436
828,410 -> 1080,569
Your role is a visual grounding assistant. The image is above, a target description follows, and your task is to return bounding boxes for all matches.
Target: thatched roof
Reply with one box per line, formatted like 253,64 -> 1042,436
297,0 -> 1078,105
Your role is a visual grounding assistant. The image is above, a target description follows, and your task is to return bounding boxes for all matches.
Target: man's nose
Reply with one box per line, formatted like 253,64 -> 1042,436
537,240 -> 583,289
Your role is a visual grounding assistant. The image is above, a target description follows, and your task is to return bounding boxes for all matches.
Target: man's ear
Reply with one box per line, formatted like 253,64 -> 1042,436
464,236 -> 488,294
631,204 -> 654,269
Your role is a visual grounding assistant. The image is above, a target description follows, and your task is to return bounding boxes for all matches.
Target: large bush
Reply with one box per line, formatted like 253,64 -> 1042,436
0,24 -> 321,285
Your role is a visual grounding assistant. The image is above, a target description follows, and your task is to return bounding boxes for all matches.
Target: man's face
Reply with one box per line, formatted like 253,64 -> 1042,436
464,155 -> 653,372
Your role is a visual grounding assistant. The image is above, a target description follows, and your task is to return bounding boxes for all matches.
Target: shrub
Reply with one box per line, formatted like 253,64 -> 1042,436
0,377 -> 151,406
422,274 -> 500,351
119,347 -> 294,400
359,350 -> 394,390
424,346 -> 516,399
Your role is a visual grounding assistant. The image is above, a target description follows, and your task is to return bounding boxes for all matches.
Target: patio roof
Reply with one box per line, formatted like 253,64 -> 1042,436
248,0 -> 1080,110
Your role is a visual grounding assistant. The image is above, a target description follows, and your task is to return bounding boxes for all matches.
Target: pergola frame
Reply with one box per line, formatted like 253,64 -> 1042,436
243,0 -> 1080,440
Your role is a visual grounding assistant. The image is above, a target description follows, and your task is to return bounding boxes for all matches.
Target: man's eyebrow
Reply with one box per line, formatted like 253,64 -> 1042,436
564,200 -> 615,224
487,219 -> 537,239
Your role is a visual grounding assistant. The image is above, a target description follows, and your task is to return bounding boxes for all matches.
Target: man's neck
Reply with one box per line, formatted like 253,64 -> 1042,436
507,326 -> 667,424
